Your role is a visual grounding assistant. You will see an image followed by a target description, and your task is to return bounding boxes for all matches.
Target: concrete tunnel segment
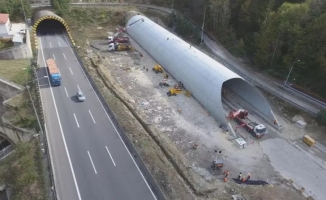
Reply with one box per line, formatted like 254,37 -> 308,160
125,12 -> 279,129
32,10 -> 75,49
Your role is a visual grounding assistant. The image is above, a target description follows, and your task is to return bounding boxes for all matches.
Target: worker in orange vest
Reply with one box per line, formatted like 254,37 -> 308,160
247,173 -> 251,181
223,170 -> 229,178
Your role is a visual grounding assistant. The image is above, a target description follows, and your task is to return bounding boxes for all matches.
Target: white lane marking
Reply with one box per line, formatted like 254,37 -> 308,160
105,146 -> 116,166
63,53 -> 66,59
77,85 -> 80,91
49,42 -> 52,48
64,34 -> 157,199
64,87 -> 69,97
39,37 -> 82,200
88,110 -> 96,124
73,113 -> 80,128
58,41 -> 61,47
69,67 -> 73,75
58,68 -> 61,75
87,151 -> 97,174
53,54 -> 56,60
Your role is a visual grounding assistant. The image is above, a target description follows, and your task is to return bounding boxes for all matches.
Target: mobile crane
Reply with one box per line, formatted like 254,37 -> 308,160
228,109 -> 267,138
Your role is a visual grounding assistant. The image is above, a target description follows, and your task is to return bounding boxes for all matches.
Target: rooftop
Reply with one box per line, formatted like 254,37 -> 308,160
0,13 -> 9,24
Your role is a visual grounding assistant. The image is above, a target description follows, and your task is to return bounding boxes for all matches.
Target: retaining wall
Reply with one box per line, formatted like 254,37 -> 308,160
0,44 -> 33,60
0,78 -> 23,101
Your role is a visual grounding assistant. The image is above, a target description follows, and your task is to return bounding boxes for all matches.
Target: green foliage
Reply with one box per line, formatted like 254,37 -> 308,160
0,40 -> 13,51
51,0 -> 70,16
0,142 -> 45,200
213,0 -> 326,98
0,0 -> 31,21
171,12 -> 201,44
317,109 -> 326,126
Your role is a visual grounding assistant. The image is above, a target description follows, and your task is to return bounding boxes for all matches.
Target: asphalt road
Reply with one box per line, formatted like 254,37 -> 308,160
36,28 -> 157,200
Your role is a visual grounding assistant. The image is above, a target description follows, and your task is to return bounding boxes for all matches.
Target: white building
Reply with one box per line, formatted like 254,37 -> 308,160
0,13 -> 11,37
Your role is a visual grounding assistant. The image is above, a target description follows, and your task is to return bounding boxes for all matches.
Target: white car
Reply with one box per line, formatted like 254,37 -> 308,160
77,91 -> 85,102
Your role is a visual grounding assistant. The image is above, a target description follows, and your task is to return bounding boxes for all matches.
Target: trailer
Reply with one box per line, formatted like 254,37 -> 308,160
46,59 -> 61,86
228,109 -> 267,138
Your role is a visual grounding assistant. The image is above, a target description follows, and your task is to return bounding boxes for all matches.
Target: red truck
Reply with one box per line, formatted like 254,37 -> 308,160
108,36 -> 129,44
228,109 -> 267,138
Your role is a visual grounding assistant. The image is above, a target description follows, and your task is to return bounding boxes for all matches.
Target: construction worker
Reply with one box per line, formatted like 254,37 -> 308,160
223,170 -> 229,178
247,173 -> 251,181
238,172 -> 242,180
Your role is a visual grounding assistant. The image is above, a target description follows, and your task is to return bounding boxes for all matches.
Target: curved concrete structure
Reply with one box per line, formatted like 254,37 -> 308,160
32,10 -> 75,48
126,13 -> 274,126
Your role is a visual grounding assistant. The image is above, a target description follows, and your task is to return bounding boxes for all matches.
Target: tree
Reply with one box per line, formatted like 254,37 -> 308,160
51,0 -> 70,16
0,0 -> 31,21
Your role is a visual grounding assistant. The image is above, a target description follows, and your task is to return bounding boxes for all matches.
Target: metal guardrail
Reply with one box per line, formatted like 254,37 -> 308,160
30,52 -> 57,200
284,84 -> 326,109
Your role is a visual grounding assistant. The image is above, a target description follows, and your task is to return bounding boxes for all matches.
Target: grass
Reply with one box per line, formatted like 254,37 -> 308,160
0,59 -> 31,85
65,6 -> 137,51
0,141 -> 45,200
0,40 -> 14,51
0,59 -> 37,129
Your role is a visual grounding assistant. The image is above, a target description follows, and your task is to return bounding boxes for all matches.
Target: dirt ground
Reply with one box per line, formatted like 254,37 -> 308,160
66,7 -> 326,200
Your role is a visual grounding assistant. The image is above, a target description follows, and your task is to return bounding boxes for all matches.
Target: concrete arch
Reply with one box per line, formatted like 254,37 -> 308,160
32,10 -> 75,49
125,13 -> 274,127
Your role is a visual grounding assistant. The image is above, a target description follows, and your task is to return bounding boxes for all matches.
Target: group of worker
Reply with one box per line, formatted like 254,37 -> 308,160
222,170 -> 251,183
238,172 -> 251,182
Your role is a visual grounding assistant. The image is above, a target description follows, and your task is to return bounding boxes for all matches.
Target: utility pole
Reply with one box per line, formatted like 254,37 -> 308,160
201,5 -> 212,44
284,60 -> 300,86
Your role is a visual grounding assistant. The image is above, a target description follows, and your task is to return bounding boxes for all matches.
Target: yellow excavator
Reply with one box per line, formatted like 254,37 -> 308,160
152,64 -> 169,79
167,88 -> 191,97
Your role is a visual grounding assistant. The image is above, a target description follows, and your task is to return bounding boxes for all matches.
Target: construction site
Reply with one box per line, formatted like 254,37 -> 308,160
78,10 -> 326,200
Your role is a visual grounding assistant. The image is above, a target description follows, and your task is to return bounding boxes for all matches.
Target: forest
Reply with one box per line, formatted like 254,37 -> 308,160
170,0 -> 326,99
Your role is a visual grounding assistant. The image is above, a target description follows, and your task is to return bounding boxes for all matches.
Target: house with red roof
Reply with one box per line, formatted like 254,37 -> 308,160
0,13 -> 11,37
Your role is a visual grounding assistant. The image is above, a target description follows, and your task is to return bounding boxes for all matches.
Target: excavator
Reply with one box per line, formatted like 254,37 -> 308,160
167,88 -> 191,97
152,64 -> 169,79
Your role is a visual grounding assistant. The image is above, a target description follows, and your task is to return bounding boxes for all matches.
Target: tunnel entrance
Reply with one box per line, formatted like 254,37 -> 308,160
36,19 -> 66,35
33,10 -> 76,47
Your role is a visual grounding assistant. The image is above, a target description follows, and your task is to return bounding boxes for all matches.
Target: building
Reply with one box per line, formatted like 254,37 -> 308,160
125,12 -> 275,127
0,13 -> 11,37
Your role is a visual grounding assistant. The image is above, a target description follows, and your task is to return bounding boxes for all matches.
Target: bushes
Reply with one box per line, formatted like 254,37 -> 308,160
317,109 -> 326,126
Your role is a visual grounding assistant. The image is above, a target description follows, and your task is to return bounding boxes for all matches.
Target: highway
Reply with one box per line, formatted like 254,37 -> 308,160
36,26 -> 157,200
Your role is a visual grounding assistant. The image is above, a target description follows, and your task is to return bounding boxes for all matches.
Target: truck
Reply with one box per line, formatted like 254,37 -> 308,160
228,109 -> 267,138
108,43 -> 132,51
46,59 -> 61,86
108,36 -> 129,44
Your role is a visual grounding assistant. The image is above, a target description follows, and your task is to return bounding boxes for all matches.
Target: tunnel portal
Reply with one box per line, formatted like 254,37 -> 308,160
33,10 -> 75,48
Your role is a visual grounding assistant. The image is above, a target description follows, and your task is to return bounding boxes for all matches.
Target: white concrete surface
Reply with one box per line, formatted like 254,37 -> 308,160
261,138 -> 326,200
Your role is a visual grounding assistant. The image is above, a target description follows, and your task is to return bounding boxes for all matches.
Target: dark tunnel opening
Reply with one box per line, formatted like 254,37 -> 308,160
36,19 -> 67,36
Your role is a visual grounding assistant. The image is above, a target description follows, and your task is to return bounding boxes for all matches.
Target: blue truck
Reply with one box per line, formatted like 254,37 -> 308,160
46,59 -> 61,86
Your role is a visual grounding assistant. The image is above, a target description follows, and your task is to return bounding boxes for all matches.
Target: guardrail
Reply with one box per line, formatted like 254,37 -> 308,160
30,52 -> 57,200
284,84 -> 326,109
